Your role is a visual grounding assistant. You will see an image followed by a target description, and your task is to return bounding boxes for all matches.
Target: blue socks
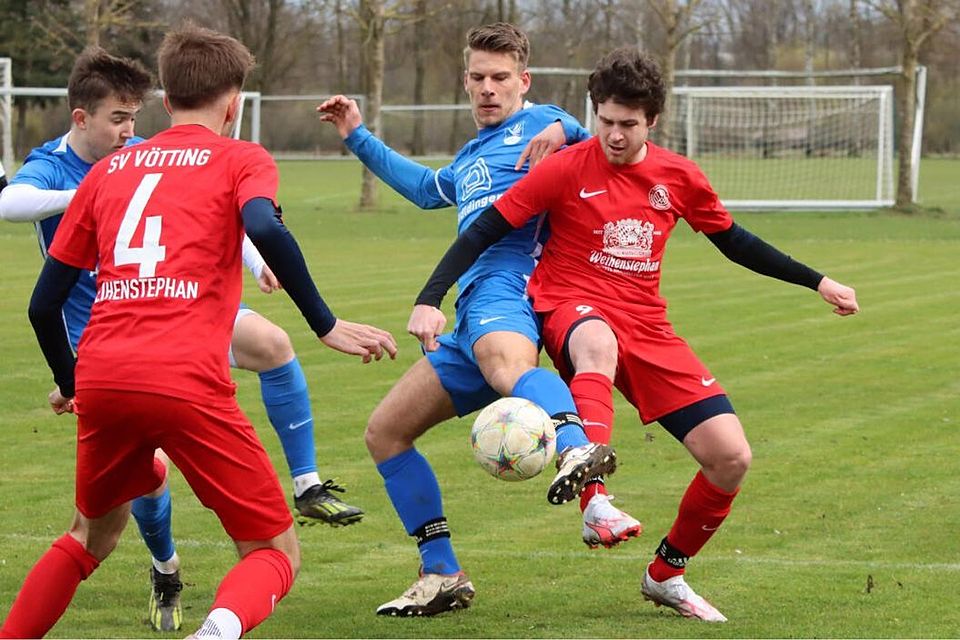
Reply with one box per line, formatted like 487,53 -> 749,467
259,358 -> 317,479
511,368 -> 589,453
377,449 -> 460,575
131,487 -> 175,564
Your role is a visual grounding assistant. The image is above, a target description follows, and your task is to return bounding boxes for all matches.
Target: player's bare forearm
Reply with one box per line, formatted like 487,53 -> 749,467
320,319 -> 398,363
407,304 -> 446,352
817,276 -> 859,316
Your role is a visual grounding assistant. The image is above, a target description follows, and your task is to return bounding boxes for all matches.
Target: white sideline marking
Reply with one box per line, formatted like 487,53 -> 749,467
3,532 -> 959,572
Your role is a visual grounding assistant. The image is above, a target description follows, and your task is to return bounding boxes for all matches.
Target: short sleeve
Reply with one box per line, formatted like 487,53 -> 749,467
234,143 -> 279,211
11,156 -> 63,190
495,152 -> 565,228
47,166 -> 100,270
679,163 -> 733,234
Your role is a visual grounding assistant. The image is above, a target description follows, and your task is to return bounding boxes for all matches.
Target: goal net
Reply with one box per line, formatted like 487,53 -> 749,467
666,85 -> 895,210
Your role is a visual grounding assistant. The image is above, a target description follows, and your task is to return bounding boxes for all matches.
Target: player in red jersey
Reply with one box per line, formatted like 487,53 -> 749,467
410,47 -> 859,623
0,24 -> 396,639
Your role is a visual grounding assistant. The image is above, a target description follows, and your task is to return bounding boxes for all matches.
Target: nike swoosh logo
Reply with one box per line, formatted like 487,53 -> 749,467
287,418 -> 311,430
478,316 -> 507,326
579,188 -> 607,199
582,420 -> 609,428
701,377 -> 717,387
701,524 -> 719,531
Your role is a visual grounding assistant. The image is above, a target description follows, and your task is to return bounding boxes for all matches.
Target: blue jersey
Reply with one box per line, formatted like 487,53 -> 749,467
12,133 -> 144,349
345,103 -> 590,295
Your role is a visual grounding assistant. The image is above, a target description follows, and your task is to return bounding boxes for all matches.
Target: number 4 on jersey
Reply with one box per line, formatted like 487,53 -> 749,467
114,173 -> 166,278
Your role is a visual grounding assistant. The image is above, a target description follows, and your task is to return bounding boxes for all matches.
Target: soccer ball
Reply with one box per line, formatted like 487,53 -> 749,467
470,397 -> 556,481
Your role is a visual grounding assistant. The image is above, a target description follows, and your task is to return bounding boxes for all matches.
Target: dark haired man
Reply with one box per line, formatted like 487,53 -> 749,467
410,46 -> 859,623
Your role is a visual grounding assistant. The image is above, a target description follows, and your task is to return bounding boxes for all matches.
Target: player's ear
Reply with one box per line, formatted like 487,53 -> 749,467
162,95 -> 173,116
519,69 -> 531,95
71,108 -> 88,130
648,114 -> 659,129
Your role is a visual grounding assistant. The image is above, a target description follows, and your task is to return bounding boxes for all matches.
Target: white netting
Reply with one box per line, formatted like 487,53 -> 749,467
666,86 -> 895,209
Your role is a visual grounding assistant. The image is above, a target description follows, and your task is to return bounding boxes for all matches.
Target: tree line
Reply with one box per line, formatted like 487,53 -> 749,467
2,0 -> 958,207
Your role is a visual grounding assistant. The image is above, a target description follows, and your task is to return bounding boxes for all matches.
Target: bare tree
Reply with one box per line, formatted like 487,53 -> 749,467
645,0 -> 708,149
410,0 -> 428,155
864,0 -> 958,207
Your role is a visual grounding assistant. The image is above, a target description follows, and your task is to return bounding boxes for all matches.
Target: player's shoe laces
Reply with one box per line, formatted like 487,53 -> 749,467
548,443 -> 617,505
582,494 -> 642,548
294,479 -> 364,527
641,564 -> 727,622
148,567 -> 183,631
376,571 -> 476,617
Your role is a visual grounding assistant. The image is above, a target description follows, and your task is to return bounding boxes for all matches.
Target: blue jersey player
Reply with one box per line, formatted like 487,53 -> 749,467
0,47 -> 364,631
318,22 -> 617,617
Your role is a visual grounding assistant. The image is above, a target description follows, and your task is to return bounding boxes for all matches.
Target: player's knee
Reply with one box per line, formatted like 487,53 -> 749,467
258,325 -> 295,367
570,322 -> 618,374
711,444 -> 752,488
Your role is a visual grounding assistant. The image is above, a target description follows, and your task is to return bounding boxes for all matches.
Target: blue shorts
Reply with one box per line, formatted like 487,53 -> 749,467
427,272 -> 540,417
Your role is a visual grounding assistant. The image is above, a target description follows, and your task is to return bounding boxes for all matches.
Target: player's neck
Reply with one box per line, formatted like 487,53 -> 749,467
66,128 -> 99,165
169,111 -> 229,136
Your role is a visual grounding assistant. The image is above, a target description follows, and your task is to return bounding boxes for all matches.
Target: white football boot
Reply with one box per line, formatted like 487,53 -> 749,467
376,571 -> 475,617
547,443 -> 617,505
641,564 -> 727,622
582,494 -> 642,548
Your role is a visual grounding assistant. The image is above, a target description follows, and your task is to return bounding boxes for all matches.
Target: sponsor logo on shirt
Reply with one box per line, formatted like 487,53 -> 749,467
589,218 -> 662,275
503,122 -> 524,146
649,184 -> 672,210
460,157 -> 493,200
95,277 -> 199,302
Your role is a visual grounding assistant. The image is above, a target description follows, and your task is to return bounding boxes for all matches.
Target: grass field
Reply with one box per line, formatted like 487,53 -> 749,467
1,157 -> 959,638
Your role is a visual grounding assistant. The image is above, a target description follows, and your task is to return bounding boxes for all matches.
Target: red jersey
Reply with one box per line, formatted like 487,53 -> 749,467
496,137 -> 733,316
49,124 -> 278,406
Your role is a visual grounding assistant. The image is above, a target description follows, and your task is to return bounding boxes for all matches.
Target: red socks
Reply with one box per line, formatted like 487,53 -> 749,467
570,372 -> 615,512
650,470 -> 739,582
1,534 -> 100,639
210,548 -> 294,634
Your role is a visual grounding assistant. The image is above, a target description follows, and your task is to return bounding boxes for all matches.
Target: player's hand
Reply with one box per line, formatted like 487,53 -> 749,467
407,304 -> 447,352
317,95 -> 363,139
48,386 -> 75,415
818,276 -> 859,316
257,265 -> 281,293
320,319 -> 398,363
514,121 -> 566,170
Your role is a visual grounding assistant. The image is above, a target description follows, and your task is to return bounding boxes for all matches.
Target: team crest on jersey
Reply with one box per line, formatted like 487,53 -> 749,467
600,218 -> 660,258
461,157 -> 493,199
649,184 -> 672,210
503,121 -> 524,146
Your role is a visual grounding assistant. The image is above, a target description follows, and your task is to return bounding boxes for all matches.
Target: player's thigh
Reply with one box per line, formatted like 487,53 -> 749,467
615,318 -> 727,425
161,399 -> 292,541
230,307 -> 294,371
366,357 -> 458,462
74,390 -> 167,519
539,302 -> 618,380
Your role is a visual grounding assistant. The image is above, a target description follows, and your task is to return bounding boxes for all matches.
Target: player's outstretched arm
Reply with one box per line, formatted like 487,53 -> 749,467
0,183 -> 76,223
408,205 -> 515,350
242,197 -> 397,363
28,256 -> 81,408
316,95 -> 364,139
817,276 -> 859,316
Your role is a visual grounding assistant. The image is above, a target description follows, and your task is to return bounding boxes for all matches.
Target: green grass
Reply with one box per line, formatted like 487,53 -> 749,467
0,158 -> 959,637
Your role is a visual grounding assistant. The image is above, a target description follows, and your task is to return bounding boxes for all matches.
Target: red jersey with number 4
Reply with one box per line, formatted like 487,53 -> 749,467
495,137 -> 733,316
49,124 -> 279,406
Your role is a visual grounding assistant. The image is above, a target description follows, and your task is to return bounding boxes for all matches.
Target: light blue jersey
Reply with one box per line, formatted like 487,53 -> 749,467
346,102 -> 590,414
345,102 -> 590,295
13,133 -> 144,349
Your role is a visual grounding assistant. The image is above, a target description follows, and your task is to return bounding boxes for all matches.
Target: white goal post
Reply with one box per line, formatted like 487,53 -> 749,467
536,65 -> 923,210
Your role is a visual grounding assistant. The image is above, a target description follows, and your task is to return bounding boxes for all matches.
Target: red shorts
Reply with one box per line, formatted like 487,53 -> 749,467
539,301 -> 727,424
74,389 -> 292,541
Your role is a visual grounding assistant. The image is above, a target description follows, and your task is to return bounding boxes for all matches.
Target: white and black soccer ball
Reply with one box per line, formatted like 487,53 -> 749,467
470,397 -> 556,481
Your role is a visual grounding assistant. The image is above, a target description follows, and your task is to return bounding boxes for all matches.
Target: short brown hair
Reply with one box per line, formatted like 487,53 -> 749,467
463,22 -> 530,70
67,47 -> 153,113
588,47 -> 665,122
158,23 -> 255,110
